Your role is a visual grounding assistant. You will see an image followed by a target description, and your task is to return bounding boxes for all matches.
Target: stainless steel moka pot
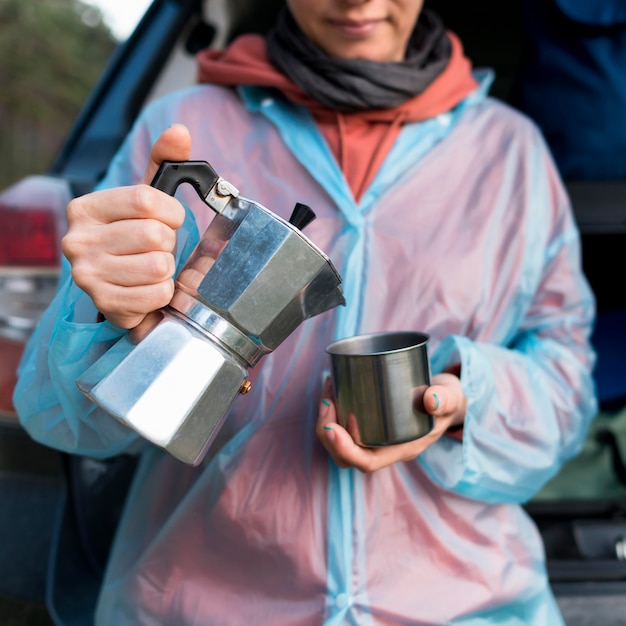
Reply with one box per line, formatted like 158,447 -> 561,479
76,160 -> 345,465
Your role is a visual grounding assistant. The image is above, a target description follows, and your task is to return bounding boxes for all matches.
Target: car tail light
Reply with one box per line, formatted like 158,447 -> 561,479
0,205 -> 58,266
0,175 -> 72,417
0,175 -> 70,268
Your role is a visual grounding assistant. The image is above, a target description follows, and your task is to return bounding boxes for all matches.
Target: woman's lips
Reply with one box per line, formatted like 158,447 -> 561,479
329,18 -> 383,38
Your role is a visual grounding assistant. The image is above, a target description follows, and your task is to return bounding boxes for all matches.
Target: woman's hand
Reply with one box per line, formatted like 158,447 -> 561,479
61,124 -> 191,329
316,372 -> 467,472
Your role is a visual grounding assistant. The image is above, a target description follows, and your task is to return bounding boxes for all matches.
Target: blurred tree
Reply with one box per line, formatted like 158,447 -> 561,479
0,0 -> 118,187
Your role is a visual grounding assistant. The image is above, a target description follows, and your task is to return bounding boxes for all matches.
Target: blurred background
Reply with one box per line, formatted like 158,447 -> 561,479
0,0 -> 148,190
0,4 -> 148,624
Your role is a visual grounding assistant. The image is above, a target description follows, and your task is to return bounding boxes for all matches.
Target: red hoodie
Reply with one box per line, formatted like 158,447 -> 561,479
197,33 -> 477,203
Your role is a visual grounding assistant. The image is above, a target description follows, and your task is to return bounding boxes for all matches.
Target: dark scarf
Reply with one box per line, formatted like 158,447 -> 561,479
266,7 -> 452,112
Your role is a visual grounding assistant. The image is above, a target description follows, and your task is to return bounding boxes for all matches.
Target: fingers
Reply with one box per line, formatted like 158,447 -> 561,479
87,281 -> 176,330
316,399 -> 363,470
60,125 -> 193,328
423,384 -> 448,417
140,123 -> 192,185
72,249 -> 176,289
316,397 -> 433,473
63,209 -> 179,293
316,370 -> 468,473
66,184 -> 186,230
65,214 -> 177,257
424,372 -> 467,429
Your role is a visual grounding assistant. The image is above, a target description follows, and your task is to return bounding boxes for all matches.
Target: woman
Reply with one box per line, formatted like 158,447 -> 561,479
15,0 -> 597,623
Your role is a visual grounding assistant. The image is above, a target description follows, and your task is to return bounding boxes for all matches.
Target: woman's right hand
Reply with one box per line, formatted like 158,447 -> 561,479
61,124 -> 191,329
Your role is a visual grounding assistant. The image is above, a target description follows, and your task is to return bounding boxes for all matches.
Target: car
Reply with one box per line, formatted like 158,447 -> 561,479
1,0 -> 625,623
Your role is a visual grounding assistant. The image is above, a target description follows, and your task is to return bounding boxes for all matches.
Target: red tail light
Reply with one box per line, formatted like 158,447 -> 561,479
0,205 -> 59,266
0,176 -> 72,418
0,176 -> 70,268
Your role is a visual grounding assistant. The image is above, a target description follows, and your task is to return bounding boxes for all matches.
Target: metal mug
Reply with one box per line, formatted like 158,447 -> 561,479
326,331 -> 433,446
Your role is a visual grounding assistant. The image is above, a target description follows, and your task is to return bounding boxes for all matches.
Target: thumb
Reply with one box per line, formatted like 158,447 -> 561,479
140,123 -> 192,185
424,376 -> 467,427
424,385 -> 450,417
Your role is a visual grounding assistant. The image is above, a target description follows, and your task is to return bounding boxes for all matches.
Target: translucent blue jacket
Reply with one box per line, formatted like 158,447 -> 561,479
15,74 -> 597,625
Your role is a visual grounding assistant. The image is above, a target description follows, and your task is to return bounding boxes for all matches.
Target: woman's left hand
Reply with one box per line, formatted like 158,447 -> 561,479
316,373 -> 467,472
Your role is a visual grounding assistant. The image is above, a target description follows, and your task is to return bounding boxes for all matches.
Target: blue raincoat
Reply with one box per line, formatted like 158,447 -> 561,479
14,72 -> 597,625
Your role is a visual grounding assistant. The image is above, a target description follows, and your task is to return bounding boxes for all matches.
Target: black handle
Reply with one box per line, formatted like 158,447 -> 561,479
150,160 -> 219,198
152,162 -> 316,231
288,202 -> 316,230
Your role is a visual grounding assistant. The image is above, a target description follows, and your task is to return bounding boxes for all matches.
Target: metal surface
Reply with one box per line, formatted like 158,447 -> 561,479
77,175 -> 345,466
327,331 -> 433,446
77,310 -> 248,465
170,290 -> 263,366
189,200 -> 344,351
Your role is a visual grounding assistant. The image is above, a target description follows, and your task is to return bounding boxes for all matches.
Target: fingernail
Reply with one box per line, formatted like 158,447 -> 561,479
323,424 -> 335,442
320,398 -> 331,417
322,399 -> 331,407
433,393 -> 440,411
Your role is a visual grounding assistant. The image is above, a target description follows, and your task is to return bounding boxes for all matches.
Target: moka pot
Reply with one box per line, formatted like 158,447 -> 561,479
76,160 -> 345,465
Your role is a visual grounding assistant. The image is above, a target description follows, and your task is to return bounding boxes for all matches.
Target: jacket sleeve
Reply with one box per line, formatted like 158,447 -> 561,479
13,262 -> 147,458
418,131 -> 598,504
13,111 -> 201,458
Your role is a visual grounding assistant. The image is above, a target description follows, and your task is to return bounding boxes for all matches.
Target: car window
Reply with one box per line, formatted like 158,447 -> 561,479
81,0 -> 152,42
